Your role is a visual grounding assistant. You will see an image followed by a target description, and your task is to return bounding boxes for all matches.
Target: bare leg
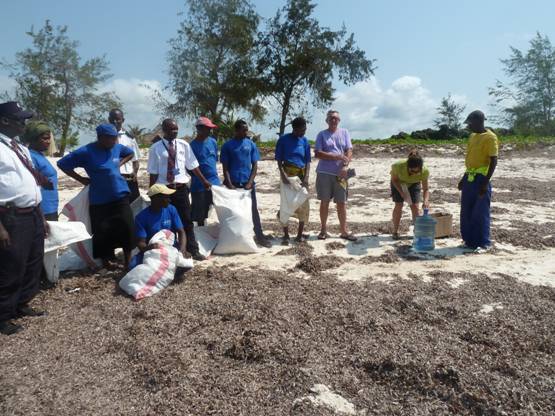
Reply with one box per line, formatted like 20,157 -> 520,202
123,250 -> 132,271
319,200 -> 330,236
409,203 -> 420,223
295,222 -> 305,242
282,226 -> 290,245
337,202 -> 348,235
392,202 -> 404,235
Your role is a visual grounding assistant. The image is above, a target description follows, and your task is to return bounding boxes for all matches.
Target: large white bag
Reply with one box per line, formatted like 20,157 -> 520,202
118,229 -> 193,300
194,224 -> 220,258
211,186 -> 258,254
279,176 -> 309,225
43,221 -> 92,283
61,186 -> 100,268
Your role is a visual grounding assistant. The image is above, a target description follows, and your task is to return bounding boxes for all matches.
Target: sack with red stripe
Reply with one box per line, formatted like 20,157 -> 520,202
119,229 -> 193,300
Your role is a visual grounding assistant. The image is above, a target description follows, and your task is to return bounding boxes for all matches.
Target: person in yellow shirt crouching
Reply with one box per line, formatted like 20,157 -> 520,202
458,110 -> 498,249
390,150 -> 430,239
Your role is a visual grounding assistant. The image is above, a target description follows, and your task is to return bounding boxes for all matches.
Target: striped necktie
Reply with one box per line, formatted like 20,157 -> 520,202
9,139 -> 52,189
166,139 -> 176,184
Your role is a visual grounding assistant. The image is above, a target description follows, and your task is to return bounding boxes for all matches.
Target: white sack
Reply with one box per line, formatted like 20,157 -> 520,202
61,186 -> 100,268
194,224 -> 220,258
118,229 -> 193,300
211,186 -> 258,254
279,177 -> 309,225
43,220 -> 92,282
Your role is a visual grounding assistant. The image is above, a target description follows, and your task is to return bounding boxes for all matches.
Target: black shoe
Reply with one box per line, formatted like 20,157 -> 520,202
17,306 -> 47,317
0,321 -> 23,335
191,252 -> 206,261
255,236 -> 272,248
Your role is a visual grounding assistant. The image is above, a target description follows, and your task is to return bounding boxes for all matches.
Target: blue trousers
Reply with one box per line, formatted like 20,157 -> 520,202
460,174 -> 492,249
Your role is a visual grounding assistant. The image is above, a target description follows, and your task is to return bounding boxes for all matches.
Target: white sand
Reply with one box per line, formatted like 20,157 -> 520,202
51,151 -> 555,288
294,384 -> 360,415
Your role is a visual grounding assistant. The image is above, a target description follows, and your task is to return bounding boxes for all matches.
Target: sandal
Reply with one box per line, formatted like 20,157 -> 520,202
392,233 -> 400,240
317,232 -> 329,240
281,236 -> 290,246
339,233 -> 358,242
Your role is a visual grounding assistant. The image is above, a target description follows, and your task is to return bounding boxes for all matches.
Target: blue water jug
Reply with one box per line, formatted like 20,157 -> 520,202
413,209 -> 437,251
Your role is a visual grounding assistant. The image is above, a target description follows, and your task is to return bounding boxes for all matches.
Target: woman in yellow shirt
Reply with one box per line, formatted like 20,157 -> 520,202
390,150 -> 430,239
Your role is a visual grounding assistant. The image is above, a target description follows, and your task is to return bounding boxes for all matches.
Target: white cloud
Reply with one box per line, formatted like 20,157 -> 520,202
99,78 -> 168,131
326,75 -> 442,139
0,74 -> 17,99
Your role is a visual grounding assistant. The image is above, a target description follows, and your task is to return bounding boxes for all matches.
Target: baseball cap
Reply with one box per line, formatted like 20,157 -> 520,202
96,123 -> 118,137
195,116 -> 217,129
464,110 -> 487,123
0,101 -> 34,120
147,184 -> 176,197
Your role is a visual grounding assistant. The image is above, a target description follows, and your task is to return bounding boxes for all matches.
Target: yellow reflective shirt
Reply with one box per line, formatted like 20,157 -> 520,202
465,129 -> 498,170
390,160 -> 429,184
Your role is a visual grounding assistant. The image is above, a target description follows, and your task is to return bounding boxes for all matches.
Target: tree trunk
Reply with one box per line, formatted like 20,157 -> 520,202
278,90 -> 292,137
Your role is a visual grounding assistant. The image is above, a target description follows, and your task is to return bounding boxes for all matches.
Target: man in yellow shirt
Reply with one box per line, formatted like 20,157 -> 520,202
458,110 -> 498,249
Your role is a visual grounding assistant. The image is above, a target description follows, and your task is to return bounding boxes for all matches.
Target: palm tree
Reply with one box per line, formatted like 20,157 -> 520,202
126,124 -> 147,145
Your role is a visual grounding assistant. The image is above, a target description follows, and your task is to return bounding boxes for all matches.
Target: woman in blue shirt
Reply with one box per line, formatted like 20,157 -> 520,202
24,121 -> 58,221
58,124 -> 134,270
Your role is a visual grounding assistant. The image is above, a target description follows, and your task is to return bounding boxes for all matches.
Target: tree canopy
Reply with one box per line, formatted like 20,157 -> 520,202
489,32 -> 555,135
166,0 -> 265,129
256,0 -> 375,135
2,21 -> 120,154
434,93 -> 466,131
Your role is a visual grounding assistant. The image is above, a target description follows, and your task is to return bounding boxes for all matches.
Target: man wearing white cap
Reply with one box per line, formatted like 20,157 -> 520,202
190,117 -> 221,226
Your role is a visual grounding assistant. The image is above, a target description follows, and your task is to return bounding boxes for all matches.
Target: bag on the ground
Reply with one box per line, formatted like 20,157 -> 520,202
43,220 -> 92,283
61,186 -> 100,268
194,224 -> 220,257
279,177 -> 309,225
118,229 -> 193,300
211,186 -> 258,254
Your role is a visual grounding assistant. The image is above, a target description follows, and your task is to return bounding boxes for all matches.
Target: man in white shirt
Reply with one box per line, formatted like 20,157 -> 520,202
0,101 -> 48,336
147,118 -> 211,260
109,109 -> 142,202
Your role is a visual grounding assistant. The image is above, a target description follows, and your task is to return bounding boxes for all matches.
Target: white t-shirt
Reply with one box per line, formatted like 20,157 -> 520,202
118,130 -> 142,175
147,138 -> 199,185
0,133 -> 42,208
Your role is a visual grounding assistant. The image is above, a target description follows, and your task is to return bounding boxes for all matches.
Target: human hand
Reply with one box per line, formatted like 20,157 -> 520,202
183,251 -> 191,259
422,200 -> 430,210
0,226 -> 10,249
43,219 -> 50,238
403,193 -> 413,204
301,180 -> 309,190
340,154 -> 350,165
203,181 -> 212,190
281,175 -> 289,185
244,182 -> 253,190
478,181 -> 489,197
146,243 -> 160,251
338,168 -> 348,179
457,179 -> 463,191
225,183 -> 236,190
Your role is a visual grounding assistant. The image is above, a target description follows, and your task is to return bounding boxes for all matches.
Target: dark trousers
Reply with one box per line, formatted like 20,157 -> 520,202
0,209 -> 44,321
89,197 -> 134,260
460,174 -> 492,249
170,186 -> 200,254
44,212 -> 58,222
127,180 -> 140,203
233,183 -> 264,238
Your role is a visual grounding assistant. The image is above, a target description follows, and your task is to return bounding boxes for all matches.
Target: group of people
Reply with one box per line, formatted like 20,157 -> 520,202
0,100 -> 498,335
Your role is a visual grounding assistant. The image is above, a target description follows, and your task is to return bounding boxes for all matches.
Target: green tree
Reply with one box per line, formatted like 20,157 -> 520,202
2,21 -> 120,155
166,0 -> 265,130
126,124 -> 147,143
434,93 -> 466,130
489,32 -> 555,135
256,0 -> 375,135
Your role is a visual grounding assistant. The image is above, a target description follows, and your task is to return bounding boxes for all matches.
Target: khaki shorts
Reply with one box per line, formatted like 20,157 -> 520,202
316,173 -> 348,203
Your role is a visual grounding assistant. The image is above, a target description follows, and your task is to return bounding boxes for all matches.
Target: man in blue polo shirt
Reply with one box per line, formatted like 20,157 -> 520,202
275,117 -> 311,244
190,117 -> 221,226
130,184 -> 187,270
58,123 -> 135,269
220,119 -> 271,248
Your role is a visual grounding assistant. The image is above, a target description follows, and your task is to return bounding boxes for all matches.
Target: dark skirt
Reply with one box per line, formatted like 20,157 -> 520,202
89,197 -> 134,259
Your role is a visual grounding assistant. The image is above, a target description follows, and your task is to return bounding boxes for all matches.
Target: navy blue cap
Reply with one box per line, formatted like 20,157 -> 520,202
96,123 -> 118,137
0,101 -> 34,120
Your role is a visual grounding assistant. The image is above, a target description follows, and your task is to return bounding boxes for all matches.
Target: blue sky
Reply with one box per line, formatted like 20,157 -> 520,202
1,0 -> 554,140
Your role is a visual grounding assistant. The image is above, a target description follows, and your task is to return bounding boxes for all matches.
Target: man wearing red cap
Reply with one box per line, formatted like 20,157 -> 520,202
190,117 -> 221,226
0,101 -> 48,335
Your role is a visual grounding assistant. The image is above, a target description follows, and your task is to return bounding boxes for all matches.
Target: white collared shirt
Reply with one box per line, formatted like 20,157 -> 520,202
118,129 -> 142,175
0,133 -> 42,208
147,138 -> 199,185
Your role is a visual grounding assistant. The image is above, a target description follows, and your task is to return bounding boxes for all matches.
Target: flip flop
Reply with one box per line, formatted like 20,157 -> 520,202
340,233 -> 358,242
317,232 -> 329,240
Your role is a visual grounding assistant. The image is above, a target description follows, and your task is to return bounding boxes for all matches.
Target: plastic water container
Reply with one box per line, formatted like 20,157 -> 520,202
413,209 -> 437,251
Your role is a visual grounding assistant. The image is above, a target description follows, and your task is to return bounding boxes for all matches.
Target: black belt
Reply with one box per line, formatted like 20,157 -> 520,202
121,174 -> 136,180
167,183 -> 187,190
0,205 -> 38,215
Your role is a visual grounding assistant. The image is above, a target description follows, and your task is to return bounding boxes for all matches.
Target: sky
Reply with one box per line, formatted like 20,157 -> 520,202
1,0 -> 554,142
